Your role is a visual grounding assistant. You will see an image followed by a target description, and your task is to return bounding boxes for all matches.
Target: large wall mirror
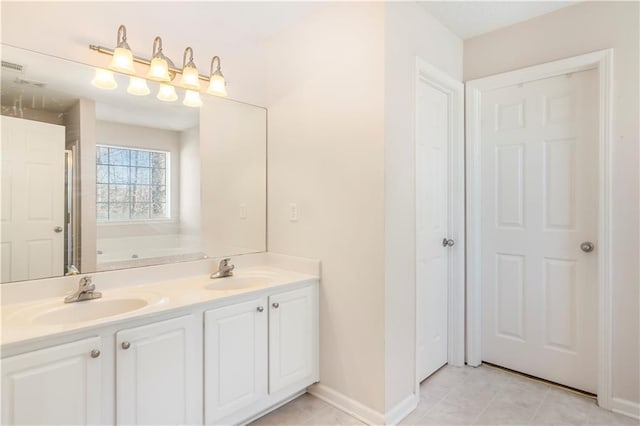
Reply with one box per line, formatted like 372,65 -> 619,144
1,44 -> 266,284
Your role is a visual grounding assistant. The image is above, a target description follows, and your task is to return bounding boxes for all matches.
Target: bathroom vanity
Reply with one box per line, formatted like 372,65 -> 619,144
1,254 -> 320,425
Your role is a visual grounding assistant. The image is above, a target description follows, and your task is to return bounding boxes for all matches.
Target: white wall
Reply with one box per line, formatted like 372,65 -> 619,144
264,2 -> 387,414
383,3 -> 463,412
179,126 -> 201,237
464,1 -> 640,407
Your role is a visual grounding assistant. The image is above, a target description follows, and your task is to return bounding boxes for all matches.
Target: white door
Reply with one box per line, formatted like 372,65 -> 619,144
416,77 -> 451,381
204,298 -> 268,424
1,115 -> 65,282
269,286 -> 318,393
116,315 -> 202,425
2,337 -> 102,425
481,69 -> 598,392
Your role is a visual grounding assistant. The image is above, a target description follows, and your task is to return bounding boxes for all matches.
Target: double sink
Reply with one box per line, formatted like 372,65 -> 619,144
3,269 -> 280,327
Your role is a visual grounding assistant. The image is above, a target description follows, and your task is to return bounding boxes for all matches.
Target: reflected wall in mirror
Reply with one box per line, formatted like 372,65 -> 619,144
0,44 -> 266,284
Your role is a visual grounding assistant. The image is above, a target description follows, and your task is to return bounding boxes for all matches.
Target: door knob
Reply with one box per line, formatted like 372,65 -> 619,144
54,226 -> 63,233
90,349 -> 101,358
442,238 -> 455,247
580,241 -> 595,253
256,306 -> 264,312
121,341 -> 131,350
272,302 -> 280,309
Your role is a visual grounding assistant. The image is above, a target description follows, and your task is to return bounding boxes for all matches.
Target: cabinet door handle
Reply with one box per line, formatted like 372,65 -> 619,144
121,341 -> 131,350
272,302 -> 279,309
256,306 -> 264,312
90,349 -> 101,358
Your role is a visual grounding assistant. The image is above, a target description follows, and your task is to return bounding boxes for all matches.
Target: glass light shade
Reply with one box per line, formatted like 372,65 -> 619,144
180,66 -> 201,90
109,47 -> 135,74
182,90 -> 203,108
207,73 -> 227,97
91,68 -> 117,90
147,57 -> 171,82
157,84 -> 178,102
127,77 -> 150,96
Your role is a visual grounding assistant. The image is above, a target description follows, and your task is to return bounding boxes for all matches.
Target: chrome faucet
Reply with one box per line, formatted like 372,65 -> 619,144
64,276 -> 102,303
210,258 -> 235,279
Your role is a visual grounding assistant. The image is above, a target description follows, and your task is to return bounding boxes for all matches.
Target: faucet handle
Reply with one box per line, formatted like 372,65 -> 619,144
79,276 -> 94,291
219,258 -> 231,267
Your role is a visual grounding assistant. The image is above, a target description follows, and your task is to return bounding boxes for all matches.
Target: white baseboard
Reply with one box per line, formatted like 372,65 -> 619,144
307,384 -> 385,425
385,393 -> 418,425
611,397 -> 640,420
307,384 -> 419,425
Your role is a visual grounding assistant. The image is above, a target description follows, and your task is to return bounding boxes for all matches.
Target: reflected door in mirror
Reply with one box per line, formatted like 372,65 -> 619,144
1,116 -> 65,282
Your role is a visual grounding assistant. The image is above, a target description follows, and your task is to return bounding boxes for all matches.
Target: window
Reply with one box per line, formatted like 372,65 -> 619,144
96,145 -> 169,222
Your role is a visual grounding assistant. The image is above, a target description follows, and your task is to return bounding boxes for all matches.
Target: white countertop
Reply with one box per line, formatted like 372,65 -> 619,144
1,253 -> 320,349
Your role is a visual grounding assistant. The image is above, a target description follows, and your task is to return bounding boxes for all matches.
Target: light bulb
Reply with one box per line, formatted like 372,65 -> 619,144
157,84 -> 178,102
109,46 -> 135,74
147,57 -> 171,82
182,90 -> 202,108
91,68 -> 117,90
207,73 -> 227,97
127,77 -> 150,96
180,66 -> 200,90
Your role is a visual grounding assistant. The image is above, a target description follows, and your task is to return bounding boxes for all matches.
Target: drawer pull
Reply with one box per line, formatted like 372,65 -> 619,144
121,341 -> 131,350
257,306 -> 264,312
272,302 -> 280,309
90,349 -> 101,358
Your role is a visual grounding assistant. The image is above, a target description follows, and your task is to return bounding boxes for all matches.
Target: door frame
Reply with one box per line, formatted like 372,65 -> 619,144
414,57 -> 466,392
465,49 -> 614,408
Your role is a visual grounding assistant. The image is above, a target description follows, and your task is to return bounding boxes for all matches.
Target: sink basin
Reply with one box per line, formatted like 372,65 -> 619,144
4,291 -> 165,327
32,298 -> 150,325
205,276 -> 272,291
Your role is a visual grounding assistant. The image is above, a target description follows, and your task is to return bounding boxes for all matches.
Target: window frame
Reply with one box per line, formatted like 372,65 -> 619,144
95,144 -> 172,223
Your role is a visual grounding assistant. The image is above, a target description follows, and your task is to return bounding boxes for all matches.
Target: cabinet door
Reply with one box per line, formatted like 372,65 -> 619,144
116,315 -> 201,426
204,297 -> 268,424
2,337 -> 102,425
269,285 -> 318,393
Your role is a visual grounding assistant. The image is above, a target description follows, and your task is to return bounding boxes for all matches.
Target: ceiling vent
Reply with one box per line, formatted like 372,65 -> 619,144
1,60 -> 25,73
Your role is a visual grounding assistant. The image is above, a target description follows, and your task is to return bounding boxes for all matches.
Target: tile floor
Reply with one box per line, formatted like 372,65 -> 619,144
249,364 -> 638,426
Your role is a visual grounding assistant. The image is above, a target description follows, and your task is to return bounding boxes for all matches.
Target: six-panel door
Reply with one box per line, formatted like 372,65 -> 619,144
204,297 -> 268,424
269,286 -> 318,394
116,315 -> 201,425
1,337 -> 102,425
480,69 -> 598,392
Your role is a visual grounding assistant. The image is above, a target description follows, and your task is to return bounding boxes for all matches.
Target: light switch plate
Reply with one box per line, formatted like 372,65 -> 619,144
289,203 -> 298,222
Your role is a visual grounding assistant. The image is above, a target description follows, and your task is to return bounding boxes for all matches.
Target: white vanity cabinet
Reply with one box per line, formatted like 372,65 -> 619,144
269,285 -> 317,393
204,283 -> 319,424
116,314 -> 202,426
1,275 -> 318,426
204,297 -> 269,423
1,337 -> 103,425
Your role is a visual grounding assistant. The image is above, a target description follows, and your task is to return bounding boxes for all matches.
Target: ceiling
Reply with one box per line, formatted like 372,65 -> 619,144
419,1 -> 578,40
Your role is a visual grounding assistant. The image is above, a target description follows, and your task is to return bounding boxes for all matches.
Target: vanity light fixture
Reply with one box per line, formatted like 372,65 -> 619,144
90,25 -> 230,103
157,83 -> 178,102
207,56 -> 227,97
127,77 -> 150,96
147,36 -> 172,82
183,89 -> 203,108
91,68 -> 117,90
180,47 -> 201,90
109,25 -> 135,75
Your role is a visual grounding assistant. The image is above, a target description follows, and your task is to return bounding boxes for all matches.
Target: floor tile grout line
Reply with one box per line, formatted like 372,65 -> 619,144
526,387 -> 550,426
414,370 -> 469,424
469,388 -> 500,425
